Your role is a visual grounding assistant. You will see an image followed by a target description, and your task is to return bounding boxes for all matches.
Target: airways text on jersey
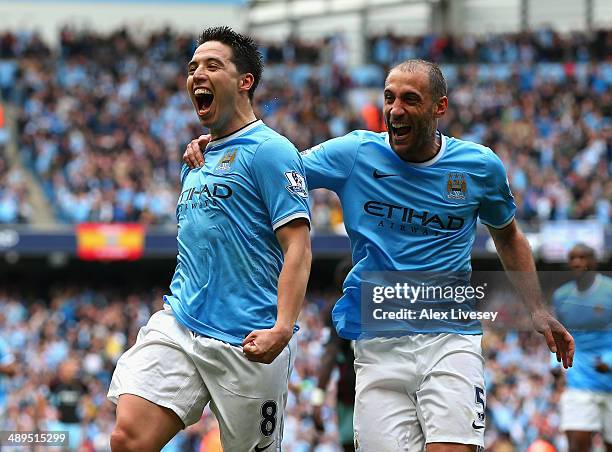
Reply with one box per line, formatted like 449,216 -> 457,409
364,199 -> 465,236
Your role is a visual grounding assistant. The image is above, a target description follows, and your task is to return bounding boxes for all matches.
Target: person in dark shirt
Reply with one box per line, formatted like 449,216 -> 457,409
48,358 -> 88,449
313,259 -> 356,452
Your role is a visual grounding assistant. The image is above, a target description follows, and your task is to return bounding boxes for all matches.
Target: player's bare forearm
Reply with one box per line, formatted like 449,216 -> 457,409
317,333 -> 339,389
312,329 -> 338,433
488,220 -> 545,313
243,219 -> 311,363
312,336 -> 337,432
488,220 -> 574,367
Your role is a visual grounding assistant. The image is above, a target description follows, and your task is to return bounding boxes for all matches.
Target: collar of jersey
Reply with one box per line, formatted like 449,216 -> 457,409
205,120 -> 263,151
572,273 -> 601,296
384,130 -> 447,167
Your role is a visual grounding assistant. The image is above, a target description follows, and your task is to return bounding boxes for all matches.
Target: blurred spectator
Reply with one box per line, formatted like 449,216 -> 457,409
312,259 -> 355,452
0,154 -> 32,224
0,334 -> 17,418
199,424 -> 222,452
526,438 -> 556,452
47,358 -> 89,450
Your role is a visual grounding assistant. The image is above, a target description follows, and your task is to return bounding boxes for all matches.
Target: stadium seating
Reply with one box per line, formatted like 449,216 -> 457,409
0,28 -> 609,228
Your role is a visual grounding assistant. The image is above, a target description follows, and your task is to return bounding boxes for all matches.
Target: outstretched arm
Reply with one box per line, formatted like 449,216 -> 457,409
488,220 -> 575,368
183,132 -> 362,192
312,328 -> 340,432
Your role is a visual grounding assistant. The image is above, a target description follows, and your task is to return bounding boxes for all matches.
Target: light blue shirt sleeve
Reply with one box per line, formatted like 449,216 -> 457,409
550,352 -> 562,369
300,131 -> 361,191
180,163 -> 190,185
251,137 -> 311,231
601,351 -> 612,368
479,151 -> 516,229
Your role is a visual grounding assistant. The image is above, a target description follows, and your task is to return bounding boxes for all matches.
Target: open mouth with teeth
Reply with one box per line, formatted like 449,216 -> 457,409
390,123 -> 412,140
194,88 -> 214,115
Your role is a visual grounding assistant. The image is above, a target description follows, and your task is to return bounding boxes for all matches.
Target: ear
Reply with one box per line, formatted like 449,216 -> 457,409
434,96 -> 448,119
239,73 -> 255,95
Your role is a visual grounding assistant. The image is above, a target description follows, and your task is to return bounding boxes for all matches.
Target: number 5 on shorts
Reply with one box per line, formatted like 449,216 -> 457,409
475,386 -> 485,409
474,385 -> 486,425
260,400 -> 277,436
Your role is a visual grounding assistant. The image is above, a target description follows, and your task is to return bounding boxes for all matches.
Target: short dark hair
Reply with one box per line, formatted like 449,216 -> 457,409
197,26 -> 263,101
389,59 -> 447,101
570,242 -> 597,259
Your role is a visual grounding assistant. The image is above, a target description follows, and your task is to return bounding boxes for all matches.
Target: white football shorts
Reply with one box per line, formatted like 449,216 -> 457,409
353,333 -> 485,451
560,388 -> 612,443
108,303 -> 296,451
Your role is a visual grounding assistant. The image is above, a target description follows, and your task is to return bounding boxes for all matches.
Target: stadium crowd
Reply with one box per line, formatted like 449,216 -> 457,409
0,284 -> 582,451
0,27 -> 608,228
0,153 -> 32,224
369,29 -> 611,65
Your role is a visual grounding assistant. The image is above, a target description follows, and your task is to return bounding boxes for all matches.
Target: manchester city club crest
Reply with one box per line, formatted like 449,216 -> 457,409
215,149 -> 238,172
446,172 -> 468,200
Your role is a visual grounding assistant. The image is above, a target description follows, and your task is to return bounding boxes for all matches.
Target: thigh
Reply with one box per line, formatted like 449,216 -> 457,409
354,377 -> 424,452
114,394 -> 184,451
353,338 -> 424,452
565,430 -> 593,452
195,335 -> 296,452
417,335 -> 485,449
560,389 -> 602,434
602,392 -> 612,444
108,306 -> 211,427
426,444 -> 477,452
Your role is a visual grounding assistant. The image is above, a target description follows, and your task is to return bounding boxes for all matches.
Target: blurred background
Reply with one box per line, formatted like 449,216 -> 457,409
0,0 -> 610,450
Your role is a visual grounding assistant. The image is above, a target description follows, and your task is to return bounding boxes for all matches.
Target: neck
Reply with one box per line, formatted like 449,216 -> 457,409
397,131 -> 441,163
210,105 -> 257,141
576,271 -> 597,291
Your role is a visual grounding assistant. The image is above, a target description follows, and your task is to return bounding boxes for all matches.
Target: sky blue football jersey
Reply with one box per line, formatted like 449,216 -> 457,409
553,274 -> 612,392
164,120 -> 310,346
302,130 -> 515,339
